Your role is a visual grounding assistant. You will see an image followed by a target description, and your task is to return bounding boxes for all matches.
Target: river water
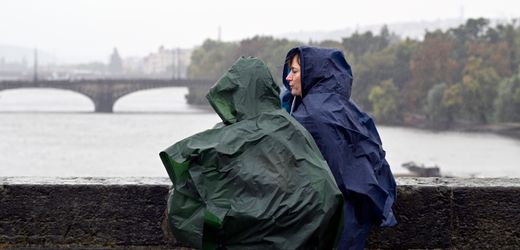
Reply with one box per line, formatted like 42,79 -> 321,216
1,88 -> 519,177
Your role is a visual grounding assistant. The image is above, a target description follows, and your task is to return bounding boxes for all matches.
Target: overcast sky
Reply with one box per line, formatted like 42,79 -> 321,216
1,0 -> 520,63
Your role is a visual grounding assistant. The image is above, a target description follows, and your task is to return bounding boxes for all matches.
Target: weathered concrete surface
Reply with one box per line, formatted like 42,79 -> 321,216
1,177 -> 520,249
368,177 -> 520,249
0,177 -> 178,249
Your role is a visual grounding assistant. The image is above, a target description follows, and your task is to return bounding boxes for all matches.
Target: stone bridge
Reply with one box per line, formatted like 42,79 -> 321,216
0,79 -> 215,112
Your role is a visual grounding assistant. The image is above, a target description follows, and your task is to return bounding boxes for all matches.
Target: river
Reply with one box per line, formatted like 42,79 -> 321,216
1,88 -> 519,177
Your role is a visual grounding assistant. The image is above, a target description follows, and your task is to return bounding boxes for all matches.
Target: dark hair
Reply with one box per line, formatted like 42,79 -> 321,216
286,51 -> 300,66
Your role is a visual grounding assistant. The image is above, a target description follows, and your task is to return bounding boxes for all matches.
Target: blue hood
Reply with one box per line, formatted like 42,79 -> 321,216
281,46 -> 397,250
282,46 -> 353,99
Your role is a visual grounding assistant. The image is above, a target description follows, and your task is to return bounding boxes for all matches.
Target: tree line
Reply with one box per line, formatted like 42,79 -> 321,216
186,18 -> 520,129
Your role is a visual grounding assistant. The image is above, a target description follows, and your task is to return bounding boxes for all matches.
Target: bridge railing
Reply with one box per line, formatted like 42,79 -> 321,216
1,177 -> 519,249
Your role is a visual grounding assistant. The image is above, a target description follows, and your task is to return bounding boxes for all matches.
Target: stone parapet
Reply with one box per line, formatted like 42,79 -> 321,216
1,177 -> 519,249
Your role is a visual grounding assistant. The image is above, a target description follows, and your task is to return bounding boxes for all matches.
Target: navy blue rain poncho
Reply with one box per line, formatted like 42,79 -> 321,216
281,46 -> 397,249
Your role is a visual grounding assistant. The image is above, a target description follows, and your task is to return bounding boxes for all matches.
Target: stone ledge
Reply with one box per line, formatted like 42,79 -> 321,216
0,177 -> 171,186
1,177 -> 519,249
368,177 -> 520,249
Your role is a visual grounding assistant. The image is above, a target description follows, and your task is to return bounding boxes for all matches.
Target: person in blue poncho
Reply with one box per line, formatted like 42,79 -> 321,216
281,46 -> 398,250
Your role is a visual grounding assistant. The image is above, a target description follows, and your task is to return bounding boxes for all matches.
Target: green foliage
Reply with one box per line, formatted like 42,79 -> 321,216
451,18 -> 490,42
442,84 -> 463,109
391,39 -> 418,88
187,37 -> 301,85
342,25 -> 392,60
314,40 -> 343,50
426,83 -> 460,129
353,47 -> 399,109
426,83 -> 448,128
234,36 -> 301,85
368,79 -> 400,124
407,30 -> 460,113
187,39 -> 239,79
495,72 -> 520,122
353,40 -> 417,110
185,17 -> 520,129
459,57 -> 500,123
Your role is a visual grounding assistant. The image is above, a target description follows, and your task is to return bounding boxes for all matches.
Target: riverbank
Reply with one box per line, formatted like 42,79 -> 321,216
457,122 -> 520,140
405,121 -> 520,140
187,102 -> 520,141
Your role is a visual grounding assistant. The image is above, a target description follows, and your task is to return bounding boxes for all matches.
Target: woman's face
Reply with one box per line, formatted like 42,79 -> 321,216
285,55 -> 302,96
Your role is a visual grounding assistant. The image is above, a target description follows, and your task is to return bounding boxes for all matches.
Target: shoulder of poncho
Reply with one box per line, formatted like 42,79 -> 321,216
300,96 -> 377,144
301,93 -> 347,121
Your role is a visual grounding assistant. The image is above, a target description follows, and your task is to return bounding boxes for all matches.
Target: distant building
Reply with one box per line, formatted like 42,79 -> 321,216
140,46 -> 191,78
0,57 -> 31,80
109,48 -> 123,75
0,57 -> 29,72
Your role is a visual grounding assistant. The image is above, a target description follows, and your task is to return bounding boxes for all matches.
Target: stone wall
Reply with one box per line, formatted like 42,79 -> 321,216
368,178 -> 520,249
1,177 -> 519,249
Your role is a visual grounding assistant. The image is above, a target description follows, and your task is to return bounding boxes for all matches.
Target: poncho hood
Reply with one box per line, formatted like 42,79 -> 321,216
282,46 -> 353,99
207,57 -> 281,124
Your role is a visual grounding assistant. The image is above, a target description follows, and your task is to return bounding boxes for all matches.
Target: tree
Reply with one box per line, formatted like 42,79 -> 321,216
466,40 -> 513,78
183,18 -> 520,126
342,25 -> 393,60
449,18 -> 490,54
234,36 -> 301,85
407,31 -> 460,113
185,37 -> 304,105
491,22 -> 519,75
187,39 -> 239,79
315,40 -> 343,50
425,83 -> 455,129
185,40 -> 239,105
187,36 -> 302,85
459,57 -> 500,124
391,39 -> 418,90
351,45 -> 403,110
368,79 -> 400,124
495,72 -> 520,122
441,84 -> 464,126
345,38 -> 415,113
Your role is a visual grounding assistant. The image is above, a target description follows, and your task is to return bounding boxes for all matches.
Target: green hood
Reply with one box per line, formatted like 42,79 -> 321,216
206,57 -> 281,124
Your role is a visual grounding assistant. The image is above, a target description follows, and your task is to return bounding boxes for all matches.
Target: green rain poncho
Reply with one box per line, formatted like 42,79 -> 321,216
160,57 -> 343,250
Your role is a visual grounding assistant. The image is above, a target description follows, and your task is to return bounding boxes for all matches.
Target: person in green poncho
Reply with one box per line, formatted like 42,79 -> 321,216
160,57 -> 343,250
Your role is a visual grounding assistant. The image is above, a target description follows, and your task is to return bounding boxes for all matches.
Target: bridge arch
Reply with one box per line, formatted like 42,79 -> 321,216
0,88 -> 95,112
113,87 -> 193,112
